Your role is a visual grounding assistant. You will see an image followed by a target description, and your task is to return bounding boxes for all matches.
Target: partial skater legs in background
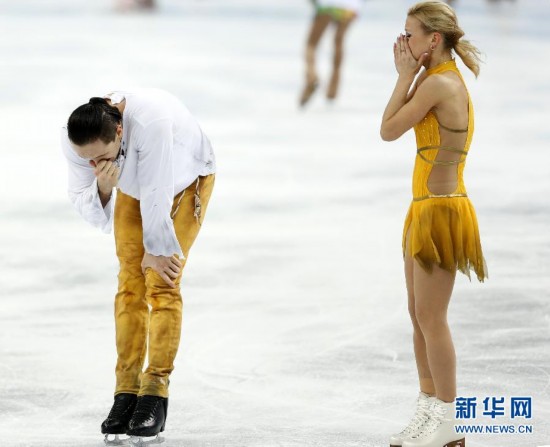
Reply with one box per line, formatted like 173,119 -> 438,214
327,15 -> 355,101
115,0 -> 156,12
300,4 -> 358,107
300,13 -> 331,107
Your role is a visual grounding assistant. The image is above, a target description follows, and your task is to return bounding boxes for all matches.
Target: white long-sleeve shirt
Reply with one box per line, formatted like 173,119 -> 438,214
317,0 -> 363,13
61,88 -> 216,258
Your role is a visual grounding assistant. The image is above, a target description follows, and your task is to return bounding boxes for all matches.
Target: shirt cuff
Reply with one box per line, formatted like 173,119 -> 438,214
90,178 -> 114,233
143,220 -> 184,259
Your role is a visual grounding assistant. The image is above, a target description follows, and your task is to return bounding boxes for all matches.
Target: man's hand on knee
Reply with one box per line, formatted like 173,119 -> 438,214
141,253 -> 183,288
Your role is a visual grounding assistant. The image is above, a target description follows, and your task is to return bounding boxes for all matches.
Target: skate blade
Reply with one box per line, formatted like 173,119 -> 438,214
104,434 -> 130,446
129,435 -> 165,446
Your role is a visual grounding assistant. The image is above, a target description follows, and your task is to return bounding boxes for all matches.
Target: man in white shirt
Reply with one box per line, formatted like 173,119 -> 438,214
61,89 -> 215,444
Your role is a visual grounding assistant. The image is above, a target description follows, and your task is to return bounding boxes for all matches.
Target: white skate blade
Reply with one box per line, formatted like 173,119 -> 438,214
129,435 -> 165,446
104,434 -> 130,446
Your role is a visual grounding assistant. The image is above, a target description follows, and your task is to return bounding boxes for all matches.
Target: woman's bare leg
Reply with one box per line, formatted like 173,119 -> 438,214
405,230 -> 435,396
300,13 -> 331,106
413,261 -> 457,402
327,16 -> 354,100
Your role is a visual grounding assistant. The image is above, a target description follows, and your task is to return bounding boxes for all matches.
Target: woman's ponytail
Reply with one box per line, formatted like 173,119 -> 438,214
454,38 -> 482,78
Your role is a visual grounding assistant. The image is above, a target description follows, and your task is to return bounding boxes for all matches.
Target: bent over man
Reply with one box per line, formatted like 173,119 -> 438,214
61,88 -> 216,445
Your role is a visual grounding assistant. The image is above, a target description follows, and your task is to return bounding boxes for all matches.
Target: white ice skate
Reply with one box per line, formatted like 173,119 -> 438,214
104,434 -> 131,446
402,398 -> 465,447
129,434 -> 165,446
389,392 -> 434,447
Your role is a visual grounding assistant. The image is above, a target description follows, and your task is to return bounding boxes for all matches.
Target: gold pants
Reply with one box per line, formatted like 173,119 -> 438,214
113,174 -> 214,398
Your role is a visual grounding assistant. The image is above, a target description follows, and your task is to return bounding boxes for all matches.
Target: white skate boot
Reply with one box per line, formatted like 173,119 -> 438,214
389,392 -> 434,447
402,398 -> 465,447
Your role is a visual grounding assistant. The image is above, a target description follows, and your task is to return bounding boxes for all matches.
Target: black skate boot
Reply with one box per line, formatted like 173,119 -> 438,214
101,393 -> 138,445
127,395 -> 168,446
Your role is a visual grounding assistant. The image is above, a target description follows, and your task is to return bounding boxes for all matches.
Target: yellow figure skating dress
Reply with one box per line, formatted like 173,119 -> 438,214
402,60 -> 487,281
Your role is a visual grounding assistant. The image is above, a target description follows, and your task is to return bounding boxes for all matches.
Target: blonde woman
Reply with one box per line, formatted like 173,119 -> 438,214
299,0 -> 363,106
380,2 -> 486,446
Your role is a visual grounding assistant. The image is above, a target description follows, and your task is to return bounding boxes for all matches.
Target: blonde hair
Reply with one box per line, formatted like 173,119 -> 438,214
408,1 -> 482,77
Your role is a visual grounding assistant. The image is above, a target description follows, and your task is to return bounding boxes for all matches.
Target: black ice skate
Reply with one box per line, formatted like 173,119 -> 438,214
101,393 -> 138,446
126,395 -> 168,446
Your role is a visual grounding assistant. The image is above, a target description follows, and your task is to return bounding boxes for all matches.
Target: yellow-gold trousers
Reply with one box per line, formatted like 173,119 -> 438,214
113,174 -> 214,398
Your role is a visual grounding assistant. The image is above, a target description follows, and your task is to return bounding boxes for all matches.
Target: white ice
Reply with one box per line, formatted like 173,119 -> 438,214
0,0 -> 549,446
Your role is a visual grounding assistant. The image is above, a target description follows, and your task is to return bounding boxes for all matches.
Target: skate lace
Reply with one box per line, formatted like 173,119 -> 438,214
109,396 -> 134,419
133,397 -> 160,421
399,396 -> 431,436
415,401 -> 446,437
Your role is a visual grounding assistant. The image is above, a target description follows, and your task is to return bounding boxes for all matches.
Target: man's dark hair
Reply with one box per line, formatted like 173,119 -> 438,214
67,97 -> 122,146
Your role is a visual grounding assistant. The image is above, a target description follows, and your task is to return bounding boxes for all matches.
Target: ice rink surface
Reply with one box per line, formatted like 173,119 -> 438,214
0,0 -> 549,446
